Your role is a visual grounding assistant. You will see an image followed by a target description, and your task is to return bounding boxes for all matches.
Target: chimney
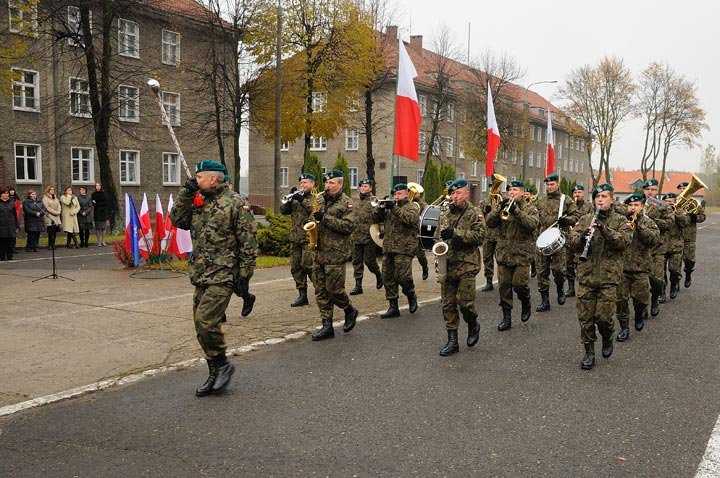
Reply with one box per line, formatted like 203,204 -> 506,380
386,25 -> 398,40
410,35 -> 423,50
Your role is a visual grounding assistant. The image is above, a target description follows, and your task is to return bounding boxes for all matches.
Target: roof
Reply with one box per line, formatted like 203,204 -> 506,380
596,170 -> 706,195
141,0 -> 210,22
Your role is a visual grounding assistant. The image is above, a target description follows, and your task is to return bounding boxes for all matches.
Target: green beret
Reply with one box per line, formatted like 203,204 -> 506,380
544,173 -> 559,183
507,180 -> 525,189
592,183 -> 614,200
525,186 -> 533,193
677,182 -> 689,189
572,184 -> 585,192
359,178 -> 375,186
195,160 -> 227,174
624,193 -> 644,204
223,175 -> 231,183
664,192 -> 677,199
447,178 -> 468,192
299,172 -> 316,181
392,183 -> 408,193
445,180 -> 454,187
642,178 -> 658,188
323,169 -> 343,181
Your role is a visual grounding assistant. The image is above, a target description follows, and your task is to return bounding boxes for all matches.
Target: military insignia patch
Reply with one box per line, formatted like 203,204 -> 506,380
347,204 -> 353,209
193,194 -> 204,207
243,205 -> 251,211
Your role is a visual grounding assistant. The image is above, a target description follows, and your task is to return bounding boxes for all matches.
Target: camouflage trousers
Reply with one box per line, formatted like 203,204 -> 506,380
577,282 -> 616,344
415,241 -> 429,270
351,242 -> 381,280
382,252 -> 415,300
536,248 -> 566,291
314,263 -> 351,320
566,251 -> 579,282
441,270 -> 479,330
616,270 -> 649,327
483,240 -> 497,280
497,263 -> 531,309
649,254 -> 665,295
682,239 -> 697,264
193,284 -> 233,359
663,250 -> 683,285
290,242 -> 315,290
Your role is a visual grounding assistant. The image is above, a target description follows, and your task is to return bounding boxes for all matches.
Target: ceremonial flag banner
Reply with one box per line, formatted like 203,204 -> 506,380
393,38 -> 422,161
545,111 -> 556,177
165,194 -> 192,259
139,193 -> 151,234
486,82 -> 501,177
151,194 -> 166,255
124,194 -> 142,267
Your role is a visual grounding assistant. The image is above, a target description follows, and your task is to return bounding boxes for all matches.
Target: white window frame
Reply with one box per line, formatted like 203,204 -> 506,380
458,141 -> 465,159
162,152 -> 180,185
444,136 -> 453,158
67,6 -> 91,47
538,152 -> 545,169
309,136 -> 326,151
419,95 -> 427,116
14,143 -> 42,183
280,167 -> 289,187
417,169 -> 424,184
345,128 -> 359,151
431,136 -> 440,156
349,167 -> 358,189
8,0 -> 37,34
558,142 -> 563,160
118,85 -> 140,122
457,172 -> 465,179
471,161 -> 477,177
446,102 -> 455,122
311,92 -> 326,113
569,158 -> 574,172
419,132 -> 427,154
161,91 -> 180,126
162,29 -> 180,66
481,175 -> 487,193
512,149 -> 518,165
528,151 -> 534,167
71,147 -> 94,184
118,18 -> 139,58
280,141 -> 289,152
12,68 -> 39,112
119,149 -> 140,185
536,179 -> 542,192
69,77 -> 91,118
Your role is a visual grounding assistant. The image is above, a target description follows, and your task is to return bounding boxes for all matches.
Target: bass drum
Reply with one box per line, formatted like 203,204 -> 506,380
419,205 -> 441,251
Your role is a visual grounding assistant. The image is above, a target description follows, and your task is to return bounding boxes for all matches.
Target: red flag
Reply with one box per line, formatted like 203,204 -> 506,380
151,194 -> 166,255
545,110 -> 555,177
486,82 -> 501,177
138,193 -> 151,259
165,194 -> 193,259
393,39 -> 422,161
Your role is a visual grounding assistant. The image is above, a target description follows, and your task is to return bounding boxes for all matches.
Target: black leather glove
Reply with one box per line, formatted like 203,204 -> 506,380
593,220 -> 605,231
234,276 -> 250,298
383,200 -> 395,210
508,201 -> 518,213
313,211 -> 324,221
184,178 -> 199,193
292,191 -> 305,202
499,198 -> 509,209
690,213 -> 698,222
440,228 -> 454,240
483,204 -> 492,215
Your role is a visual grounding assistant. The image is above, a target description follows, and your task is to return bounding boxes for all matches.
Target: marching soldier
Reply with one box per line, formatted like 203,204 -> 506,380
662,193 -> 691,300
434,179 -> 485,356
524,186 -> 538,278
412,189 -> 430,281
615,194 -> 660,342
567,184 -> 632,370
373,183 -> 421,318
485,179 -> 539,331
310,170 -> 359,341
566,185 -> 593,297
349,178 -> 383,295
534,173 -> 580,311
479,194 -> 498,292
677,181 -> 706,287
641,179 -> 675,316
281,173 -> 317,308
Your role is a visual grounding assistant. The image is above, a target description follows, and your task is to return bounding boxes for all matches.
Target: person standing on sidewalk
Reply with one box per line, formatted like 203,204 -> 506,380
170,160 -> 257,397
60,186 -> 80,249
91,182 -> 109,246
22,190 -> 44,252
348,178 -> 383,296
0,188 -> 19,261
42,185 -> 61,251
77,186 -> 93,248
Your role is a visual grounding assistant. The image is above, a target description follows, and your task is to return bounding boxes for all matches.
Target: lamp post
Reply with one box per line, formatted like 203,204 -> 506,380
522,80 -> 557,182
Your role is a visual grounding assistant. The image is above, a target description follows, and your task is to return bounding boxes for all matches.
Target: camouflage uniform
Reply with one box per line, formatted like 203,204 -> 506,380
170,183 -> 257,359
280,191 -> 315,291
479,198 -> 498,285
535,190 -> 580,295
682,204 -> 706,276
351,192 -> 381,281
313,190 -> 356,320
433,201 -> 485,330
644,201 -> 675,299
566,198 -> 593,286
414,197 -> 430,273
664,209 -> 691,289
568,204 -> 632,345
486,198 -> 540,309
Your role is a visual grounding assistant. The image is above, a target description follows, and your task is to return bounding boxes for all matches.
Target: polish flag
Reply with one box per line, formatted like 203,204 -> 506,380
486,82 -> 501,177
124,193 -> 131,252
151,194 -> 166,255
164,194 -> 193,259
393,38 -> 422,161
545,110 -> 556,177
137,193 -> 151,259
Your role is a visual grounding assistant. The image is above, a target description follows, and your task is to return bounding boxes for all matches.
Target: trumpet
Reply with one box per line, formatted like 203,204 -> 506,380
280,187 -> 299,205
371,196 -> 395,209
430,187 -> 450,206
500,198 -> 515,220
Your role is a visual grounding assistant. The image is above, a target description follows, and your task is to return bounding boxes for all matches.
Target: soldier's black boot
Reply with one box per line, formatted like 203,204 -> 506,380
195,358 -> 218,397
291,288 -> 309,307
616,320 -> 630,342
422,265 -> 429,281
520,299 -> 532,322
566,279 -> 576,297
467,318 -> 480,347
684,260 -> 694,288
497,306 -> 512,331
407,292 -> 418,313
536,289 -> 551,312
481,278 -> 494,292
634,305 -> 646,331
312,319 -> 335,341
555,279 -> 566,305
650,293 -> 660,316
659,285 -> 667,304
241,293 -> 256,317
375,271 -> 384,289
211,355 -> 235,393
670,280 -> 680,299
581,343 -> 595,370
601,336 -> 614,358
439,329 -> 459,356
530,260 -> 537,278
343,306 -> 358,333
349,278 -> 363,296
380,299 -> 400,319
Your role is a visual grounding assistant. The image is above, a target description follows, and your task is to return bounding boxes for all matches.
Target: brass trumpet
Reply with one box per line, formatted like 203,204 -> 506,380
500,198 -> 515,221
280,187 -> 299,205
370,196 -> 395,209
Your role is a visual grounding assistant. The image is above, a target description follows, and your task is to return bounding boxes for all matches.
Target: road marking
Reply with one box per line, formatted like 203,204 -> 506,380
696,415 -> 720,477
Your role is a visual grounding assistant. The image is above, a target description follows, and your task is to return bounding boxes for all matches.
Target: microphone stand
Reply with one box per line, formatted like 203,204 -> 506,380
33,216 -> 73,282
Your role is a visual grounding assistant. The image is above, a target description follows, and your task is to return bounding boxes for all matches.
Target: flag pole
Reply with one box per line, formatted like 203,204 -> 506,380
390,38 -> 401,194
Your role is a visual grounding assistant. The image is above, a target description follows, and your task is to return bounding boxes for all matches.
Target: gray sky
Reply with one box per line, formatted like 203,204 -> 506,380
395,0 -> 717,173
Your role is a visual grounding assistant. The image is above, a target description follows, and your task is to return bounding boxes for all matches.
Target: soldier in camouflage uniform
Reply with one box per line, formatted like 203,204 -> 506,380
479,195 -> 497,292
567,185 -> 593,297
280,173 -> 317,308
349,178 -> 383,296
567,184 -> 633,370
535,174 -> 580,311
677,181 -> 707,288
641,179 -> 675,316
373,183 -> 421,318
662,193 -> 692,300
310,170 -> 359,341
413,190 -> 430,281
485,179 -> 540,331
615,194 -> 660,342
170,160 -> 257,396
433,179 -> 485,356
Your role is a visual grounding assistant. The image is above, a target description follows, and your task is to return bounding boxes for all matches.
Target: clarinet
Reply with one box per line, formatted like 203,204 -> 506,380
579,207 -> 600,262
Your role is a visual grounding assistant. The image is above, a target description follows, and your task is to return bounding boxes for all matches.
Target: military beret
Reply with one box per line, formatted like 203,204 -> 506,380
195,160 -> 227,174
392,183 -> 408,193
642,178 -> 659,188
359,178 -> 375,186
592,183 -> 614,200
223,175 -> 231,183
323,169 -> 343,181
572,184 -> 585,192
544,173 -> 559,183
677,181 -> 689,189
624,193 -> 644,204
664,192 -> 677,199
445,180 -> 454,187
507,179 -> 525,189
447,178 -> 468,192
298,172 -> 316,181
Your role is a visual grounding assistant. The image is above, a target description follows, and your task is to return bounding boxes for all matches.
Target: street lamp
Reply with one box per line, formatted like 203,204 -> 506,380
522,80 -> 557,182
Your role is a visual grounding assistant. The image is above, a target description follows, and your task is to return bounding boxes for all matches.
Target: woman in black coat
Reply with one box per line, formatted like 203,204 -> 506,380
91,182 -> 109,246
22,189 -> 45,252
0,187 -> 19,260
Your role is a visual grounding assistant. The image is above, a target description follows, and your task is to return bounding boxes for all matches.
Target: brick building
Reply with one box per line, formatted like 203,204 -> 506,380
596,169 -> 706,202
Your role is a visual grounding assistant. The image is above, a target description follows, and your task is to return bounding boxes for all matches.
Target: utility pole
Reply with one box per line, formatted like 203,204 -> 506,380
273,0 -> 282,213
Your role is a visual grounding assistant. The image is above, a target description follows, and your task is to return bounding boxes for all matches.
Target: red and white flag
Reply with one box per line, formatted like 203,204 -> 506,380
486,82 -> 501,177
151,194 -> 166,255
545,110 -> 556,177
393,38 -> 422,161
164,194 -> 193,259
137,193 -> 151,259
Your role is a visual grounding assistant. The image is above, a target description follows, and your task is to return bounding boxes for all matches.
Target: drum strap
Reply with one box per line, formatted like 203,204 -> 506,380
450,204 -> 469,229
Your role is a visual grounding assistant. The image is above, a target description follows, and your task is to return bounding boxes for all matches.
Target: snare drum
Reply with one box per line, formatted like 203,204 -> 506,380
536,227 -> 566,256
419,205 -> 441,251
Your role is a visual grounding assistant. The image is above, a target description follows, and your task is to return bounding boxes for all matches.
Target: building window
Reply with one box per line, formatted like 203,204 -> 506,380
69,78 -> 91,117
446,102 -> 455,122
118,18 -> 139,58
558,142 -> 563,160
431,136 -> 440,156
569,158 -> 574,172
512,149 -> 518,165
67,6 -> 91,46
345,128 -> 359,151
161,91 -> 180,126
311,92 -> 326,112
118,85 -> 139,122
280,141 -> 289,152
119,150 -> 140,184
444,136 -> 453,157
162,30 -> 180,65
457,172 -> 465,179
419,95 -> 427,116
481,175 -> 487,193
458,141 -> 465,159
349,167 -> 358,189
8,0 -> 36,34
280,167 -> 289,187
579,160 -> 584,174
71,147 -> 94,183
12,69 -> 39,112
14,143 -> 41,183
309,136 -> 326,151
417,169 -> 424,184
419,132 -> 427,154
162,152 -> 180,185
536,179 -> 541,192
471,161 -> 477,177
528,151 -> 534,167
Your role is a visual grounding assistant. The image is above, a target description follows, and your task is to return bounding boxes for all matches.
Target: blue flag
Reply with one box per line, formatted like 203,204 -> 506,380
125,194 -> 142,267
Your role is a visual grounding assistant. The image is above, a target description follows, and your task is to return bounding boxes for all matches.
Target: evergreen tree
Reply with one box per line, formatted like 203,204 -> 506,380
332,153 -> 351,196
303,153 -> 323,190
438,163 -> 457,189
423,159 -> 441,204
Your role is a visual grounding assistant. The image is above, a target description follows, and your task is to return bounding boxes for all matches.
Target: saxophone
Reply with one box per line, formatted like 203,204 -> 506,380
432,201 -> 451,284
303,188 -> 322,251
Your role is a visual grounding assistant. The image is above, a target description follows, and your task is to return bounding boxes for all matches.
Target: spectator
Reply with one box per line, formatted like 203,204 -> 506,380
91,182 -> 109,246
7,186 -> 21,254
0,187 -> 19,260
22,189 -> 44,252
60,186 -> 80,249
42,186 -> 61,251
77,186 -> 93,247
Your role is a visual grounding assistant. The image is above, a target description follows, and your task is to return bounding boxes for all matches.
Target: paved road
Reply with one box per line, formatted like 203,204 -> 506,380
1,218 -> 719,477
